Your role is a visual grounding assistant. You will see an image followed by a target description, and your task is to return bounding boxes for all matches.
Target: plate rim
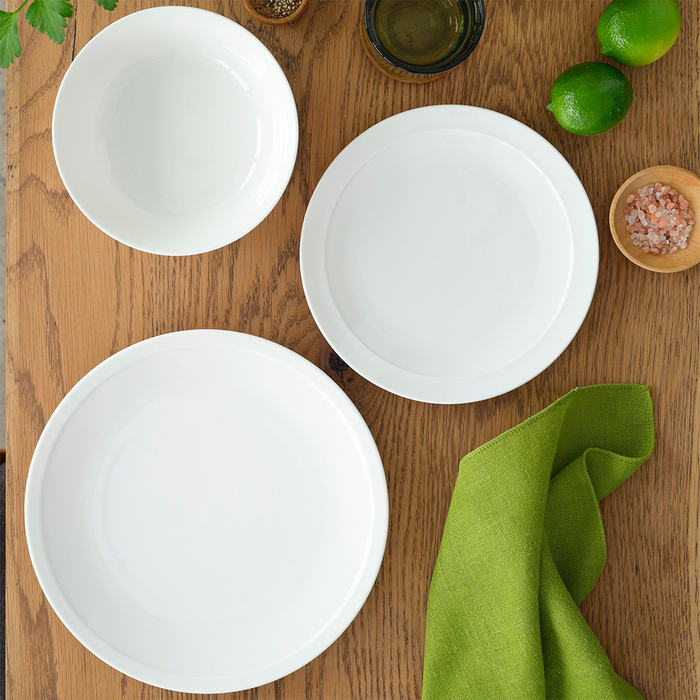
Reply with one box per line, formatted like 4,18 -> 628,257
52,6 -> 300,257
300,105 -> 599,404
24,329 -> 389,693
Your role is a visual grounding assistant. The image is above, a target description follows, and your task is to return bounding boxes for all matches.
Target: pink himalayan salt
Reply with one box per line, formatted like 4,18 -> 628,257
624,183 -> 694,254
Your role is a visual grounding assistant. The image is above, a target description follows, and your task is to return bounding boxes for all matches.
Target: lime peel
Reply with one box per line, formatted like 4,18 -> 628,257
548,61 -> 633,136
597,0 -> 681,67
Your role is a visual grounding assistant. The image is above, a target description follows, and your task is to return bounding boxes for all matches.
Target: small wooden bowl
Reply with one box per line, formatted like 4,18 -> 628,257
242,0 -> 308,24
609,165 -> 700,273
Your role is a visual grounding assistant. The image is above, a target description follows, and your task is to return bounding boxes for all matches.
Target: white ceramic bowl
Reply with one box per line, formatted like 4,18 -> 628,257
25,330 -> 388,693
53,7 -> 298,256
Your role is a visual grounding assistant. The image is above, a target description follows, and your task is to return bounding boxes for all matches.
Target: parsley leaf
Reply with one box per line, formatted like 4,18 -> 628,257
25,0 -> 73,45
0,0 -> 115,70
0,11 -> 22,68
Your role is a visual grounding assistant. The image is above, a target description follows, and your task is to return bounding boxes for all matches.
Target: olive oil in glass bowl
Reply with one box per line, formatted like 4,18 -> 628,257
363,0 -> 485,81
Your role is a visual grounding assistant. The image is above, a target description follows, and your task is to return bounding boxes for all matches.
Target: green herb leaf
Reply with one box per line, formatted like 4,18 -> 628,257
0,10 -> 22,68
25,0 -> 73,45
94,0 -> 118,10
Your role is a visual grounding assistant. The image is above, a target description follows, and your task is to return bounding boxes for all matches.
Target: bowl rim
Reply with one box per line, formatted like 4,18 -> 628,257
609,165 -> 700,274
52,6 -> 299,257
24,329 -> 390,693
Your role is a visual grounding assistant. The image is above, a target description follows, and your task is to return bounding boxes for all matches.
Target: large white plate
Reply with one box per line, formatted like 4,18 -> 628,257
300,106 -> 598,404
25,331 -> 388,693
52,7 -> 298,256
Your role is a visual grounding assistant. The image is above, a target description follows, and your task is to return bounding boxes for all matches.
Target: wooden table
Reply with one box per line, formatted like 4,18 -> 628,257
7,1 -> 699,698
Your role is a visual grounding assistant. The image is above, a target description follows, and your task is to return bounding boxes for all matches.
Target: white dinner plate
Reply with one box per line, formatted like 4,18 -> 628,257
52,7 -> 298,256
300,106 -> 598,404
25,331 -> 388,693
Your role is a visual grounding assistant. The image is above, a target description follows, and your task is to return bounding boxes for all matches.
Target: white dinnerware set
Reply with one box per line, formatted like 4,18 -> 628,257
27,6 -> 598,692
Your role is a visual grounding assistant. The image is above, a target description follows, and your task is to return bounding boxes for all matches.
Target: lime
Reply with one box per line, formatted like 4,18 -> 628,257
597,0 -> 681,67
547,62 -> 633,136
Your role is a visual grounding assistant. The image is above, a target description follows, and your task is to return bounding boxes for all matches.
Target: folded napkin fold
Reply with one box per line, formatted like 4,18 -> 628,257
423,384 -> 654,700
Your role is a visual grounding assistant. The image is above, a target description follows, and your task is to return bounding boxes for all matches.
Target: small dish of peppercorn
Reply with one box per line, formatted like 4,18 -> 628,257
243,0 -> 309,24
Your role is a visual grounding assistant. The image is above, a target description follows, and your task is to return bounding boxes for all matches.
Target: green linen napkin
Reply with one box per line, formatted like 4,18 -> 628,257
423,384 -> 654,700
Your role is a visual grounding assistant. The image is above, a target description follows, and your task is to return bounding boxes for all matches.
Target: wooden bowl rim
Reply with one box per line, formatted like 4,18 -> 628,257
242,0 -> 309,25
609,165 -> 700,274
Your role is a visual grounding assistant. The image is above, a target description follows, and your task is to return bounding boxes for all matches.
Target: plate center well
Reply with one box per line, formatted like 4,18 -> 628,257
325,129 -> 573,378
93,389 -> 314,623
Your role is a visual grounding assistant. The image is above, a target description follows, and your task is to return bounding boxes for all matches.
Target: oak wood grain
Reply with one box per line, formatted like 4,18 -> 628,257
6,1 -> 699,698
